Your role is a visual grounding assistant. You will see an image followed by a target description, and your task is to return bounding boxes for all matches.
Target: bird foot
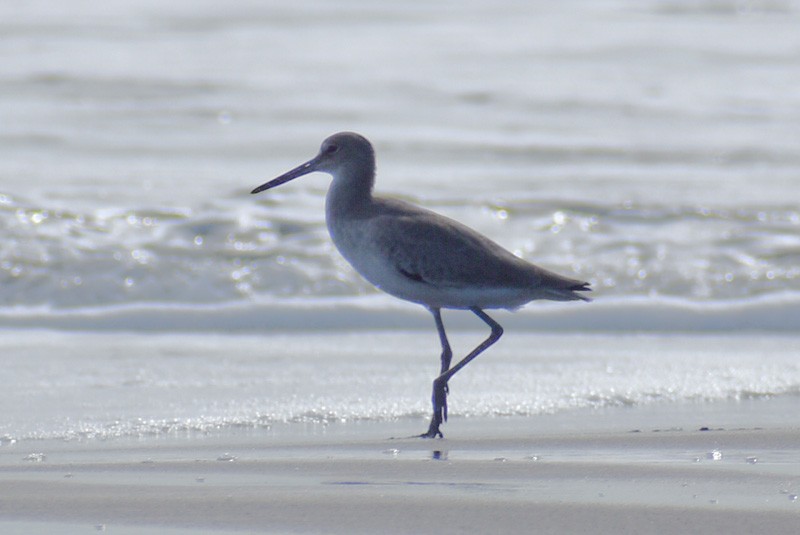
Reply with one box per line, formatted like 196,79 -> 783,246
419,420 -> 444,439
420,379 -> 449,438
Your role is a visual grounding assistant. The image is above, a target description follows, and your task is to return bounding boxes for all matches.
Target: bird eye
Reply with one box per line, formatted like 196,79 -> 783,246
324,144 -> 339,154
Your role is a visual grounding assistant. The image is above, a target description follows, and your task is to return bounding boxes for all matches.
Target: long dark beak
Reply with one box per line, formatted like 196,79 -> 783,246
251,156 -> 320,195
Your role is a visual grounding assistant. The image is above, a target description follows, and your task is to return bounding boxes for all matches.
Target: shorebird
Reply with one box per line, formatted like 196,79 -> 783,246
251,132 -> 590,438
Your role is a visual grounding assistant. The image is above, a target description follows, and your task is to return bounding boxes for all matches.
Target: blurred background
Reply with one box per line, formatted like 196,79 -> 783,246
1,0 -> 799,318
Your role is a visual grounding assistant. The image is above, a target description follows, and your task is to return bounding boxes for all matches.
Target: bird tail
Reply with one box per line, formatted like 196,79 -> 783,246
542,278 -> 592,302
567,281 -> 592,302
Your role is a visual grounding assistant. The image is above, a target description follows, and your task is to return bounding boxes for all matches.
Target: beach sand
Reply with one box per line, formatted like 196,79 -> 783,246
2,398 -> 798,534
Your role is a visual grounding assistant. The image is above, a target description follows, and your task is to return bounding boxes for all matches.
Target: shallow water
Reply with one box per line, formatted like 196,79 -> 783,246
1,330 -> 798,442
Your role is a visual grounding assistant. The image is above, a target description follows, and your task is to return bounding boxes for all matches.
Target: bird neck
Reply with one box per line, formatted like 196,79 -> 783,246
325,160 -> 376,220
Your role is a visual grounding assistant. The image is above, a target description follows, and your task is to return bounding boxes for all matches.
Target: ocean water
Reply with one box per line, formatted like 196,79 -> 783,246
1,0 -> 800,441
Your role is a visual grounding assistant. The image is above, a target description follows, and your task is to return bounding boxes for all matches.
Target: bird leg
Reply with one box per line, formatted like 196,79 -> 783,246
420,307 -> 504,439
419,308 -> 452,438
421,376 -> 448,438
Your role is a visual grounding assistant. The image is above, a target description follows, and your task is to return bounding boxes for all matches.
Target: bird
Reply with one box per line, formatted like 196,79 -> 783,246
251,132 -> 591,438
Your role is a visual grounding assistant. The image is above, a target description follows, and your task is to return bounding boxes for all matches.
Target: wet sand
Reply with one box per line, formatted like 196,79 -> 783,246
2,398 -> 798,534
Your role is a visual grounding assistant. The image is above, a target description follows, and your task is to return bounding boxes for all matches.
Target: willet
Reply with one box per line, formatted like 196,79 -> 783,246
251,132 -> 591,438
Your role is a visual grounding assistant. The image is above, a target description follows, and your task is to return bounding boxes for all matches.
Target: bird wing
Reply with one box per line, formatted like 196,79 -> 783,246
365,200 -> 578,292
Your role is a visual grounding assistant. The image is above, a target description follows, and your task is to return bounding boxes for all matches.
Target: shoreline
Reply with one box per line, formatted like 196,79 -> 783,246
2,293 -> 800,333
